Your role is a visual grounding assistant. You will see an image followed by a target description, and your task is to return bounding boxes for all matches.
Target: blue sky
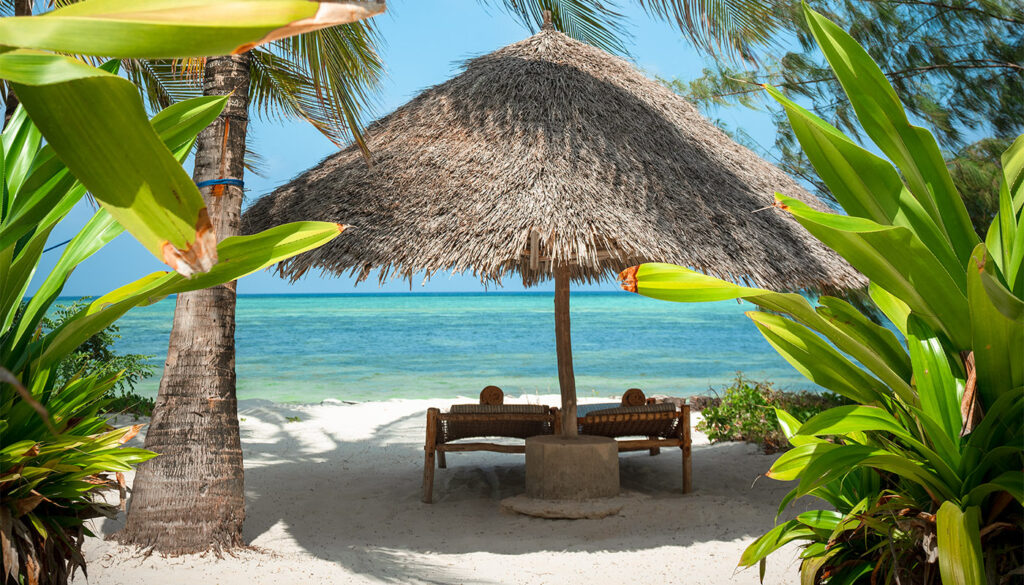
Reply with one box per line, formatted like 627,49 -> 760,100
36,0 -> 784,297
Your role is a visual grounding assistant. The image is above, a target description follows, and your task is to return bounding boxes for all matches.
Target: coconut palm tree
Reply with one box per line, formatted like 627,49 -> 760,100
2,0 -> 785,553
107,24 -> 387,553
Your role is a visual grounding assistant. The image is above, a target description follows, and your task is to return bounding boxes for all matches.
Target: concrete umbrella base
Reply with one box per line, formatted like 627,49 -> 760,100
503,435 -> 620,518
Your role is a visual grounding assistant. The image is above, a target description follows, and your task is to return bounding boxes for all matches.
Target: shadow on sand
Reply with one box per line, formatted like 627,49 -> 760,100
101,402 -> 810,584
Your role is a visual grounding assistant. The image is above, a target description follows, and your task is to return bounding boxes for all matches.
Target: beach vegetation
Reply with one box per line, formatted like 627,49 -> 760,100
623,4 -> 1024,583
0,2 -> 358,581
33,300 -> 157,418
696,374 -> 847,453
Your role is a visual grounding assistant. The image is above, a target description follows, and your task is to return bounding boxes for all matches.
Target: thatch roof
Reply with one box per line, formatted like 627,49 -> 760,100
242,26 -> 865,293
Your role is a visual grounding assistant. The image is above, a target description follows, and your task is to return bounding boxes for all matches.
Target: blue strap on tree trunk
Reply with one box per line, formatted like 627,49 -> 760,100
196,178 -> 244,189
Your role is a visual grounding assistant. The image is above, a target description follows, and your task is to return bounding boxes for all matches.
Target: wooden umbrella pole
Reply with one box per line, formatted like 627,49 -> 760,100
554,265 -> 577,437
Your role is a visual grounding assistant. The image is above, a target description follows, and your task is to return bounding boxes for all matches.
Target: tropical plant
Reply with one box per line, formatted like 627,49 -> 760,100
0,2 -> 372,581
697,374 -> 847,453
0,96 -> 344,585
621,4 -> 1023,583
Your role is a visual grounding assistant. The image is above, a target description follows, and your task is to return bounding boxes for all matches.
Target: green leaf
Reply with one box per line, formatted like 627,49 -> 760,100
779,195 -> 969,348
965,471 -> 1024,507
0,0 -> 386,59
764,85 -> 964,287
815,296 -> 911,381
1,105 -> 41,198
739,519 -> 816,567
766,442 -> 838,482
906,315 -> 962,446
796,405 -> 912,441
775,408 -> 824,448
5,210 -> 123,358
31,221 -> 345,371
868,282 -> 910,336
967,245 -> 1024,409
935,502 -> 985,585
795,509 -> 842,531
749,312 -> 889,405
3,51 -> 212,275
802,3 -> 979,266
628,263 -> 914,399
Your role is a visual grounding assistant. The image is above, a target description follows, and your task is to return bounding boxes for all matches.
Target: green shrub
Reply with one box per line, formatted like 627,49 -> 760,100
696,374 -> 847,453
39,300 -> 156,418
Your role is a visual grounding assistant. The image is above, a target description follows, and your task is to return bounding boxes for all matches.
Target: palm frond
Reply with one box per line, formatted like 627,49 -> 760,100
120,59 -> 203,112
636,0 -> 782,60
483,0 -> 630,55
261,21 -> 385,158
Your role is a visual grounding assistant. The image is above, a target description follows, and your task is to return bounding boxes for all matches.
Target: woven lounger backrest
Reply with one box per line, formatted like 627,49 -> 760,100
579,402 -> 680,438
441,404 -> 553,442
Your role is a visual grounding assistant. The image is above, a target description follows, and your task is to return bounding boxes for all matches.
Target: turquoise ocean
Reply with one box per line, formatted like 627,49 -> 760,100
107,292 -> 814,404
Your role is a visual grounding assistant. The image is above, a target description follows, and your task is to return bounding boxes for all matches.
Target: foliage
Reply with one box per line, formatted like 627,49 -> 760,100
0,3 -> 358,582
625,5 -> 1024,583
947,136 -> 1013,239
696,374 -> 847,453
38,300 -> 154,394
667,0 -> 1023,205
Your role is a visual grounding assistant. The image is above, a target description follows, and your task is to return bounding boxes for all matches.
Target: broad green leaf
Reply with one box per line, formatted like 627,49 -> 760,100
986,135 -> 1024,293
7,210 -> 123,357
935,502 -> 985,585
815,296 -> 910,381
965,471 -> 1024,507
795,510 -> 842,531
0,94 -> 227,253
31,222 -> 345,371
0,0 -> 385,59
779,195 -> 969,348
628,263 -> 914,401
2,51 -> 212,275
802,4 -> 979,266
868,282 -> 910,336
0,225 -> 54,336
764,85 -> 963,286
796,405 -> 913,442
906,316 -> 962,446
775,409 -> 824,448
763,85 -> 899,223
739,519 -> 815,567
796,445 -> 953,501
1,105 -> 41,198
749,311 -> 889,405
967,245 -> 1024,409
766,442 -> 838,482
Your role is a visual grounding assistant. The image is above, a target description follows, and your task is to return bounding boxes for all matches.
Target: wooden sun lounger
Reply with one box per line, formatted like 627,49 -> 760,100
577,390 -> 692,494
422,386 -> 559,503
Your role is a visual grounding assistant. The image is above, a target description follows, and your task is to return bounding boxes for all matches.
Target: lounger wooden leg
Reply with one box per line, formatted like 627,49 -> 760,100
423,408 -> 439,503
437,449 -> 447,469
681,404 -> 692,494
648,436 -> 661,456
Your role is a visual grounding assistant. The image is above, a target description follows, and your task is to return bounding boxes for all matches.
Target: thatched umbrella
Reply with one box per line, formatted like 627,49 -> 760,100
243,17 -> 864,435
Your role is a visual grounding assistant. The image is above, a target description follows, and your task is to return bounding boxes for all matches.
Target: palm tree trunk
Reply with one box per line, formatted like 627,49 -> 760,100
116,53 -> 251,553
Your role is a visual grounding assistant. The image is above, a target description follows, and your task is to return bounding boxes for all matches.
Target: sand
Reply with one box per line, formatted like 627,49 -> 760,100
77,396 -> 812,584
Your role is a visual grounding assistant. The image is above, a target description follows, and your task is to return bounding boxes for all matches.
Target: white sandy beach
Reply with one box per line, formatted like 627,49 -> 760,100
78,395 -> 811,585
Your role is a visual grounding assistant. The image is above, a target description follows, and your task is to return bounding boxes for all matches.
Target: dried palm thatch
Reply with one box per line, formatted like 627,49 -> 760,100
242,25 -> 864,294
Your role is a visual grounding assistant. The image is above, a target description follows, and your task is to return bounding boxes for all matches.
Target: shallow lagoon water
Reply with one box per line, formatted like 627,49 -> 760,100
106,291 -> 813,403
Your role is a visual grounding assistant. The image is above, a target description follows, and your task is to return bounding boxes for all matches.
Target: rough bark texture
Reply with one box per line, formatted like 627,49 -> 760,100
554,266 -> 577,437
2,0 -> 32,129
116,54 -> 251,553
